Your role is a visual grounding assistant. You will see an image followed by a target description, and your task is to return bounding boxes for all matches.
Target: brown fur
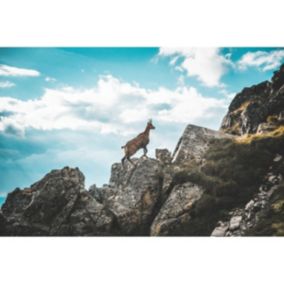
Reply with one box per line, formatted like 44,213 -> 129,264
121,120 -> 155,165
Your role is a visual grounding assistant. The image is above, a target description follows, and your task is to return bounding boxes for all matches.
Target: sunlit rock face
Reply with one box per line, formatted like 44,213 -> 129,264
221,64 -> 284,135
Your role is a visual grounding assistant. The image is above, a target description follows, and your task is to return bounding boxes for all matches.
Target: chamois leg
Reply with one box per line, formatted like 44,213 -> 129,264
142,146 -> 148,158
121,156 -> 126,166
127,156 -> 135,166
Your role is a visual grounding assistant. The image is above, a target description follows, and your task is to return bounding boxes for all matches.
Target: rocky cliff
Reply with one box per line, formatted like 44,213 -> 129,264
1,65 -> 284,236
221,64 -> 284,135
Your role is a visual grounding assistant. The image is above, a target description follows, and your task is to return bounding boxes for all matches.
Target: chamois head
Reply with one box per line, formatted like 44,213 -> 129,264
147,119 -> 155,130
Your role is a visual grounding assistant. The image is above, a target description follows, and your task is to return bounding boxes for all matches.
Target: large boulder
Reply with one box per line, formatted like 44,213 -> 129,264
172,124 -> 231,164
1,167 -> 113,236
150,182 -> 204,236
104,158 -> 163,235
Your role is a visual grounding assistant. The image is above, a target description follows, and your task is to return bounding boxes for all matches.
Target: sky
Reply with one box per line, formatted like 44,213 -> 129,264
1,47 -> 284,204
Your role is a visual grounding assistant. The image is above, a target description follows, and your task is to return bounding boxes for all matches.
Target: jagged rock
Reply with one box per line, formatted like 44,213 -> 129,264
273,154 -> 282,162
56,191 -> 114,236
271,64 -> 284,91
89,184 -> 117,205
105,158 -> 163,235
109,158 -> 140,188
23,167 -> 84,225
2,187 -> 33,217
155,149 -> 171,164
172,124 -> 231,164
245,200 -> 254,211
221,64 -> 284,135
229,216 -> 242,231
211,222 -> 229,237
150,182 -> 204,236
88,184 -> 100,201
1,167 -> 114,236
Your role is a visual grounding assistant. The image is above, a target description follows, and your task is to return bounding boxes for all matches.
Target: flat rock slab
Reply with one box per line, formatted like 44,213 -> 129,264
172,124 -> 232,164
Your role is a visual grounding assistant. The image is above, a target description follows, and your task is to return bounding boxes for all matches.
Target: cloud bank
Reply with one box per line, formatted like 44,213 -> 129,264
0,75 -> 227,137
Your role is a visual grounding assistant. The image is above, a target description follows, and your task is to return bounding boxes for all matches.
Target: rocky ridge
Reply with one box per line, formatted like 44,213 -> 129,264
1,64 -> 284,236
0,125 -> 232,236
221,64 -> 284,135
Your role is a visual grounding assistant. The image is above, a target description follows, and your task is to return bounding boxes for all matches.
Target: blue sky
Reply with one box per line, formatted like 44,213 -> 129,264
1,47 -> 284,204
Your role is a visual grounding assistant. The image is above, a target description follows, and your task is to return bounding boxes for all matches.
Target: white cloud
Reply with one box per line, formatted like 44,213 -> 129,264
0,81 -> 15,88
237,49 -> 284,71
0,75 -> 227,137
0,64 -> 40,77
45,76 -> 56,82
159,48 -> 232,87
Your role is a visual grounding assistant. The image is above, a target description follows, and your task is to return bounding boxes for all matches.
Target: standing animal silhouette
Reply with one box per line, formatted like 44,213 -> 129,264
121,119 -> 155,166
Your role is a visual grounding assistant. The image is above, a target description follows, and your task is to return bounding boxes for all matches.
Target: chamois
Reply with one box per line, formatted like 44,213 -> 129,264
121,119 -> 155,166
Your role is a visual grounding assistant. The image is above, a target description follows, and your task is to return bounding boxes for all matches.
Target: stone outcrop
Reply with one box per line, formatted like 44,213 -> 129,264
221,64 -> 284,135
1,167 -> 113,236
1,123 -> 228,236
172,124 -> 231,164
101,158 -> 163,235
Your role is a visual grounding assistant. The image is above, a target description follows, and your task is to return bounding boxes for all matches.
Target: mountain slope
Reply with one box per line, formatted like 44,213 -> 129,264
1,65 -> 284,236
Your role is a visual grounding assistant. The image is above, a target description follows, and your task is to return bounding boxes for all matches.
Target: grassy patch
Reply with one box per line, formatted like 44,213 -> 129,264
236,125 -> 284,144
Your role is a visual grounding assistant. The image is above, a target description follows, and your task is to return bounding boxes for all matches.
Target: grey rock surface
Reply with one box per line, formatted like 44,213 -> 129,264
221,64 -> 284,135
155,149 -> 171,164
172,124 -> 231,164
151,182 -> 204,236
1,167 -> 113,236
105,158 -> 163,235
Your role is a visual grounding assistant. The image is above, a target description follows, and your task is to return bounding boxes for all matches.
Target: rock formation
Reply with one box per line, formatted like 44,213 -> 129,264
172,124 -> 230,164
1,64 -> 284,236
221,64 -> 284,135
1,167 -> 113,236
